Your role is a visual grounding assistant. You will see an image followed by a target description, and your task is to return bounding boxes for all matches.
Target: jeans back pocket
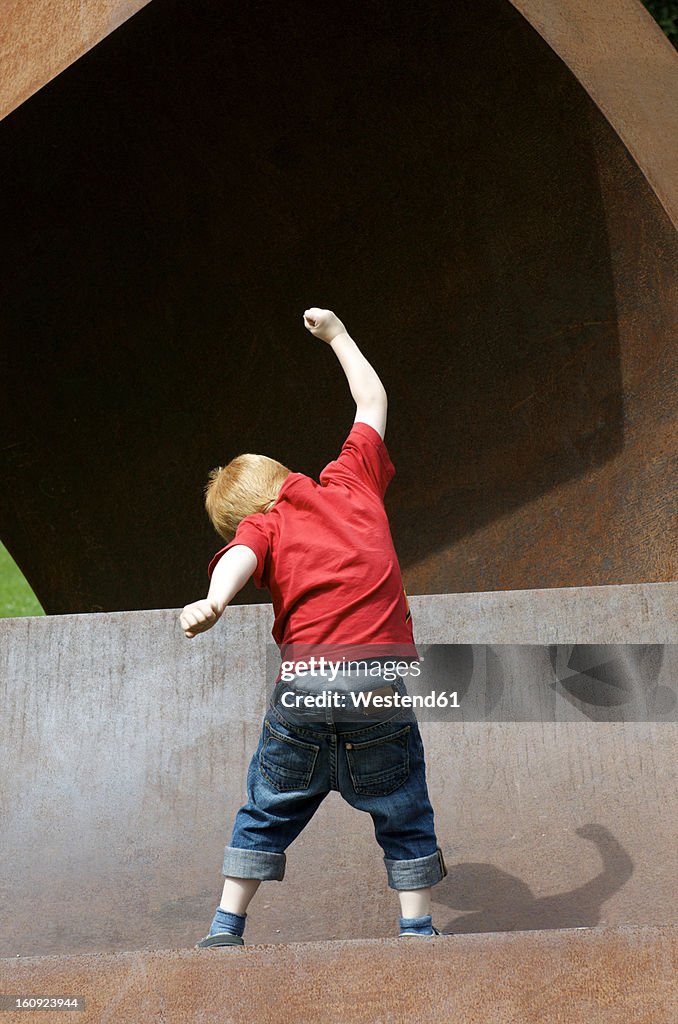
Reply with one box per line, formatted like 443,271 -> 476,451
260,719 -> 320,793
345,724 -> 411,796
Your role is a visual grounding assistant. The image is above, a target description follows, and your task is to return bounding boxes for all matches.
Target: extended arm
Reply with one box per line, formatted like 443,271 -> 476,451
303,308 -> 387,439
179,544 -> 257,638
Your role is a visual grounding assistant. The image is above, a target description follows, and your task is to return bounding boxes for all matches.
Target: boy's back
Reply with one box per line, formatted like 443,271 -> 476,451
207,421 -> 414,652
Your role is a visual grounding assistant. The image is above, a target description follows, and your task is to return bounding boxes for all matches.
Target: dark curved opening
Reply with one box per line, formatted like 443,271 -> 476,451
0,0 -> 623,611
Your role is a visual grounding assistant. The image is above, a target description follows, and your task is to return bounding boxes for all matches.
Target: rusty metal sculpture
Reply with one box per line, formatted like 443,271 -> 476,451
0,1 -> 676,616
1,9 -> 677,1019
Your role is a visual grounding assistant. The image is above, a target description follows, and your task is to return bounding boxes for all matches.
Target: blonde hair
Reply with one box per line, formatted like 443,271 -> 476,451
205,453 -> 290,540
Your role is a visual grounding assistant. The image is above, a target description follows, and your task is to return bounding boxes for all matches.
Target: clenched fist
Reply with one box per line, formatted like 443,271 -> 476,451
179,599 -> 222,638
302,308 -> 347,344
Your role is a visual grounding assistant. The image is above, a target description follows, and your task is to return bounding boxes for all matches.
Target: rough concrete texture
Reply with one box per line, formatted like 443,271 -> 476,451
0,925 -> 676,1024
0,0 -> 677,612
410,582 -> 678,643
0,1 -> 152,122
1,585 -> 677,958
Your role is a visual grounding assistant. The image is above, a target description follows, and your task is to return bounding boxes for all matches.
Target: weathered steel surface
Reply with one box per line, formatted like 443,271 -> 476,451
0,0 -> 677,613
511,0 -> 678,228
0,1 -> 152,122
2,586 -> 677,958
0,925 -> 676,1024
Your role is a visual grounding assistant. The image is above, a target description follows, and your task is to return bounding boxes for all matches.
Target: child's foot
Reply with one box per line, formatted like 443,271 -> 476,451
196,906 -> 247,947
399,925 -> 443,936
195,932 -> 244,948
398,912 -> 442,937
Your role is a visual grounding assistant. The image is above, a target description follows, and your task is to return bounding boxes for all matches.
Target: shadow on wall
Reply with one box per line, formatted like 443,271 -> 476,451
438,824 -> 633,934
413,644 -> 676,722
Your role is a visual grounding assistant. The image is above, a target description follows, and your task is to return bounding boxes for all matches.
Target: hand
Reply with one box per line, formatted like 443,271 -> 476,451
302,308 -> 347,344
179,599 -> 222,638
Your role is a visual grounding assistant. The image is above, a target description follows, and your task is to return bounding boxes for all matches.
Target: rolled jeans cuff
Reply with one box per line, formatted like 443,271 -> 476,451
222,846 -> 286,881
384,847 -> 448,890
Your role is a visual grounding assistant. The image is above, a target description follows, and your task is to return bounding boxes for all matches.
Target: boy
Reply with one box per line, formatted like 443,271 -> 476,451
180,308 -> 446,946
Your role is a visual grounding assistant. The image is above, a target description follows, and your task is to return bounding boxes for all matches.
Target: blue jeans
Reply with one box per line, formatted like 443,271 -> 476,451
221,670 -> 447,890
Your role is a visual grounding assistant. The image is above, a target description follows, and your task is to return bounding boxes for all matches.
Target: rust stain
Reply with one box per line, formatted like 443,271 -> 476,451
0,925 -> 675,1024
0,2 -> 153,122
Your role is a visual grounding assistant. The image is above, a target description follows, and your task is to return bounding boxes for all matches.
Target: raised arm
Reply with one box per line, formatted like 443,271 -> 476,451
179,544 -> 257,638
303,308 -> 387,439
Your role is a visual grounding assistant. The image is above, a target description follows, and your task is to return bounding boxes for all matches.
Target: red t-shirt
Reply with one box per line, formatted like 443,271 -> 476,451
207,422 -> 415,657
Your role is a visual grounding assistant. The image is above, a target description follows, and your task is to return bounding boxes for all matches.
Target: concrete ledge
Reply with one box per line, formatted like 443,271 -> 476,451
2,584 -> 677,956
1,925 -> 676,1024
410,581 -> 678,642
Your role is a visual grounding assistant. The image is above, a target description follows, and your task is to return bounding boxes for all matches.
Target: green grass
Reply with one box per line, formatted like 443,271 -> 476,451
0,542 -> 44,618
